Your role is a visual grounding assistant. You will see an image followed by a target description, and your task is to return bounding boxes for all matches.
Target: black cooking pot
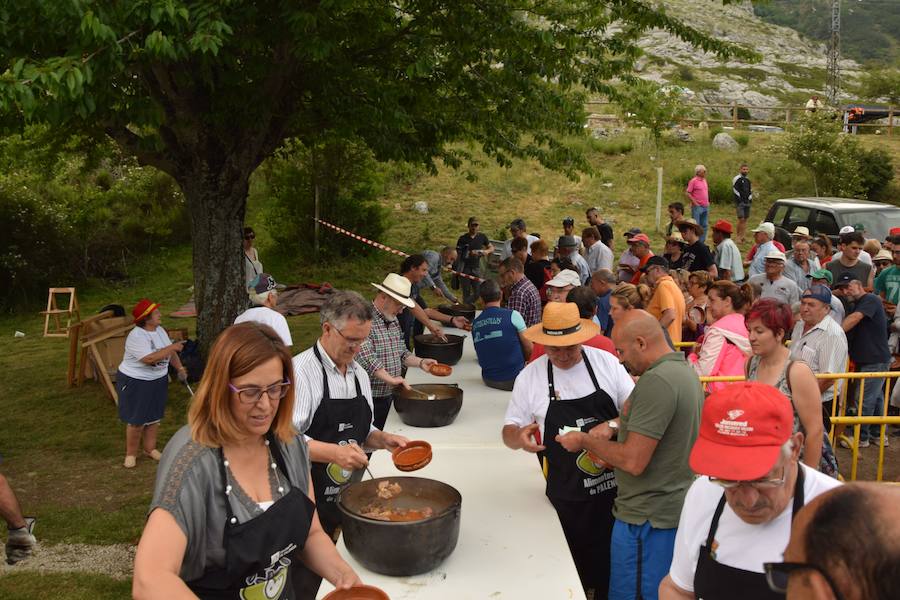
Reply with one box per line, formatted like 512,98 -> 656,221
338,476 -> 462,576
414,333 -> 465,365
394,384 -> 463,428
437,303 -> 476,322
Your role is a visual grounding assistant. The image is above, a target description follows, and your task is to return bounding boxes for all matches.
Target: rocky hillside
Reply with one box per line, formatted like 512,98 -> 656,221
632,0 -> 864,117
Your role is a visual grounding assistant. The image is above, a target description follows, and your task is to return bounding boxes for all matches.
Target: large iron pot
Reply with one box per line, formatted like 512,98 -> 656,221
338,477 -> 462,576
394,384 -> 463,428
414,334 -> 465,365
437,303 -> 476,322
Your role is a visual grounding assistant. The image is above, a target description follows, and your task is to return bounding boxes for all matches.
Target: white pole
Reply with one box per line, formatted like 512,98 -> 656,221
314,184 -> 320,255
656,167 -> 663,233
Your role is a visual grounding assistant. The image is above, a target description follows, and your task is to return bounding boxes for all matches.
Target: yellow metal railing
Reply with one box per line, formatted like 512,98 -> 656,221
698,371 -> 900,482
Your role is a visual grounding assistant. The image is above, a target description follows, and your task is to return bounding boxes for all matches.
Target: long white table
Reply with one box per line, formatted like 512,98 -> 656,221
318,325 -> 586,599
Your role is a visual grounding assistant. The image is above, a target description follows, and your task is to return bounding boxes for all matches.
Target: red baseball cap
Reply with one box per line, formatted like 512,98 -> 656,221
627,233 -> 651,246
689,382 -> 794,481
890,227 -> 900,236
132,298 -> 161,323
712,219 -> 733,234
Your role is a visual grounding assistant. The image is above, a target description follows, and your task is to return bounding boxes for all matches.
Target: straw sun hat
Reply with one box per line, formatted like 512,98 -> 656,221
523,302 -> 600,346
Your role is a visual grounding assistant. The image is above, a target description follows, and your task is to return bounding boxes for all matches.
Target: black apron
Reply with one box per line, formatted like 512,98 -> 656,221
693,466 -> 806,600
543,351 -> 620,594
187,433 -> 314,600
305,345 -> 373,534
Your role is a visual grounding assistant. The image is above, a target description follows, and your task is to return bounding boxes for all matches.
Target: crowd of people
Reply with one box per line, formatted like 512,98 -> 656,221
4,171 -> 899,600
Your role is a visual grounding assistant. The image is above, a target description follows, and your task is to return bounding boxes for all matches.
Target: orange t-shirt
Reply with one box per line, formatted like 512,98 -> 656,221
630,253 -> 654,284
647,275 -> 686,344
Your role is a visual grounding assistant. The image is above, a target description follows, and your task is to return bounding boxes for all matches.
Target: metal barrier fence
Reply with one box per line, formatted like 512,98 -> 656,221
694,370 -> 900,482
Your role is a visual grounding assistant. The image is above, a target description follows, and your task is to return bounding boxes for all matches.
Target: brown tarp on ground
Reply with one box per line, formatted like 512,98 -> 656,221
169,283 -> 335,318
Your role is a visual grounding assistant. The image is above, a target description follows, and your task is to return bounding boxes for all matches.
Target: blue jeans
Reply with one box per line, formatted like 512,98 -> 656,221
608,519 -> 677,600
851,362 -> 890,442
691,204 -> 709,243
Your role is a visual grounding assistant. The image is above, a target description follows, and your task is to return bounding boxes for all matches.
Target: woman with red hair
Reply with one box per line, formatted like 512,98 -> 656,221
745,299 -> 838,477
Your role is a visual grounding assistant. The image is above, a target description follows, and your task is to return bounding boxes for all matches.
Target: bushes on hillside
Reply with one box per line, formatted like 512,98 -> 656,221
0,130 -> 189,310
673,170 -> 733,204
260,137 -> 389,261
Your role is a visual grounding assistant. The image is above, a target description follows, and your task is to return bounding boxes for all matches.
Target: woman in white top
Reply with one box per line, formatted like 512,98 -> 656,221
243,227 -> 263,287
116,299 -> 186,468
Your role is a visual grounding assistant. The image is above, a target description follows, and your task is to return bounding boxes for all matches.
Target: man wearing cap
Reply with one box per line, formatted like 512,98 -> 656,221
356,273 -> 439,430
501,218 -> 539,260
836,277 -> 892,448
583,226 -> 614,273
234,273 -> 293,347
872,249 -> 893,278
731,163 -> 752,244
503,302 -> 634,598
557,235 -> 591,285
789,285 -> 848,429
827,231 -> 873,290
830,225 -> 873,266
749,250 -> 801,306
617,228 -> 642,282
643,256 -> 686,344
546,269 -> 581,303
747,222 -> 778,277
663,231 -> 689,272
685,164 -> 710,243
455,217 -> 494,305
626,233 -> 655,285
562,217 -> 583,251
874,238 -> 900,316
806,269 -> 844,323
658,382 -> 841,600
498,256 -> 542,327
587,207 -> 615,249
783,240 -> 820,293
677,219 -> 717,278
712,220 -> 744,282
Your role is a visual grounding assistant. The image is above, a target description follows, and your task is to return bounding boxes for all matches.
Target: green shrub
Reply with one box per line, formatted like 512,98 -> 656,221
708,126 -> 724,140
261,137 -> 389,261
591,138 -> 635,155
676,64 -> 695,81
855,147 -> 895,202
734,133 -> 750,148
672,170 -> 732,204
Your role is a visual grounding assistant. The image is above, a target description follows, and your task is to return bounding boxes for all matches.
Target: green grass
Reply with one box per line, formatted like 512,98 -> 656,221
2,129 -> 900,597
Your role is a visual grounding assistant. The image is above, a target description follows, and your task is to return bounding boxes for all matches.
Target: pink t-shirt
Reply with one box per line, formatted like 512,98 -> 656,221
686,176 -> 709,207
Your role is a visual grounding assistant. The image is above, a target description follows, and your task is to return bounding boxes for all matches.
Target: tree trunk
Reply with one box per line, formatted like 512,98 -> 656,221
180,169 -> 251,356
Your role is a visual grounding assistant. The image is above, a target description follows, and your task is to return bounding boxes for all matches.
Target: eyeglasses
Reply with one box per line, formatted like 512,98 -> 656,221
228,380 -> 290,404
764,562 -> 846,600
709,466 -> 786,489
334,326 -> 367,349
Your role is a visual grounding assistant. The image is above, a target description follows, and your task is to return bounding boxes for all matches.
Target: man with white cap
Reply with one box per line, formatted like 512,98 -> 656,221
658,382 -> 840,600
356,273 -> 438,429
234,272 -> 293,346
747,222 -> 778,277
830,225 -> 873,266
749,250 -> 800,306
503,302 -> 634,599
545,268 -> 581,303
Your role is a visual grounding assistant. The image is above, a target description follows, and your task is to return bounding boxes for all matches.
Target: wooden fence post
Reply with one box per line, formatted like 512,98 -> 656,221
732,101 -> 738,128
889,106 -> 894,137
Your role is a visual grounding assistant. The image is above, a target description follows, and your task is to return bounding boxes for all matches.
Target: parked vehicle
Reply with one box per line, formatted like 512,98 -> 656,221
764,197 -> 900,250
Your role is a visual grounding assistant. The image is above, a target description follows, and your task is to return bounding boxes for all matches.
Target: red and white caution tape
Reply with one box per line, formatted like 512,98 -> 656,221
314,218 -> 485,282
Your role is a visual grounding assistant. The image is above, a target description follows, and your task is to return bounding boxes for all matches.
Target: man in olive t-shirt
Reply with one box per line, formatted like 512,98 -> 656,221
557,311 -> 702,600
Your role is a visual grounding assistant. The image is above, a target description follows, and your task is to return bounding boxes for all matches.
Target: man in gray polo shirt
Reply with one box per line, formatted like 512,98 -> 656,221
790,285 -> 849,428
749,249 -> 800,306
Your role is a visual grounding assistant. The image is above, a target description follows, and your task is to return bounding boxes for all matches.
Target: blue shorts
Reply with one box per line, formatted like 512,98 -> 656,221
608,519 -> 677,600
735,203 -> 751,219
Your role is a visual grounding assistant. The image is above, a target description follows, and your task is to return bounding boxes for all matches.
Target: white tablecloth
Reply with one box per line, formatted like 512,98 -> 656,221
317,324 -> 586,599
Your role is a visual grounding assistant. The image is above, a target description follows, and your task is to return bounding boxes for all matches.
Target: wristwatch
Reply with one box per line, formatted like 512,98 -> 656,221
608,421 -> 619,431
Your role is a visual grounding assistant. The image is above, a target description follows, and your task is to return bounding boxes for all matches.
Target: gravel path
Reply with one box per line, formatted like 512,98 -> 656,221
0,543 -> 134,580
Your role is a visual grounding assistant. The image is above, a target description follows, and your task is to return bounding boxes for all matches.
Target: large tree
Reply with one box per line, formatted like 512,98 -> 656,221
0,1 -> 749,350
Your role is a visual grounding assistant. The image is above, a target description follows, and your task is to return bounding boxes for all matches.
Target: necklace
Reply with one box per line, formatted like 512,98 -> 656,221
222,438 -> 284,502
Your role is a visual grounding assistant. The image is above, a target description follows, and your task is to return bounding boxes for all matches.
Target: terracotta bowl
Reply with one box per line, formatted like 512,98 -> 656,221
321,584 -> 390,600
392,440 -> 433,472
429,363 -> 453,377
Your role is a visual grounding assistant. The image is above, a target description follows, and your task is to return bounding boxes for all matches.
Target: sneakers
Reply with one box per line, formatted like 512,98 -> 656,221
143,449 -> 162,461
839,436 -> 869,449
5,517 -> 36,565
123,455 -> 137,468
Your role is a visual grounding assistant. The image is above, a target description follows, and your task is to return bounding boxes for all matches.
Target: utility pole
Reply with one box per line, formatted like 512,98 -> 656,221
827,0 -> 841,105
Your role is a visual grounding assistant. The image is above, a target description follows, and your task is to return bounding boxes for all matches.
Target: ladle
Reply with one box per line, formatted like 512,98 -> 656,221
408,387 -> 437,400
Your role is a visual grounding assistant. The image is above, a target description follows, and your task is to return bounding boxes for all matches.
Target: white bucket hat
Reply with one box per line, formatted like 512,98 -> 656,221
371,273 -> 416,308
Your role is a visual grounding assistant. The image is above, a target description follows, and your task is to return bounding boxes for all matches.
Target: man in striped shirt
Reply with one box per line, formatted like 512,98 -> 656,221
789,285 -> 849,429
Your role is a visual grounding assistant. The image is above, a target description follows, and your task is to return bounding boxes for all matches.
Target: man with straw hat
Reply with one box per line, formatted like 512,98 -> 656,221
503,302 -> 634,599
356,273 -> 438,430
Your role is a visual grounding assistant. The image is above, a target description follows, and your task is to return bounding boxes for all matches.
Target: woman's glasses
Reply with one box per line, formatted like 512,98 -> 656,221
228,380 -> 290,404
